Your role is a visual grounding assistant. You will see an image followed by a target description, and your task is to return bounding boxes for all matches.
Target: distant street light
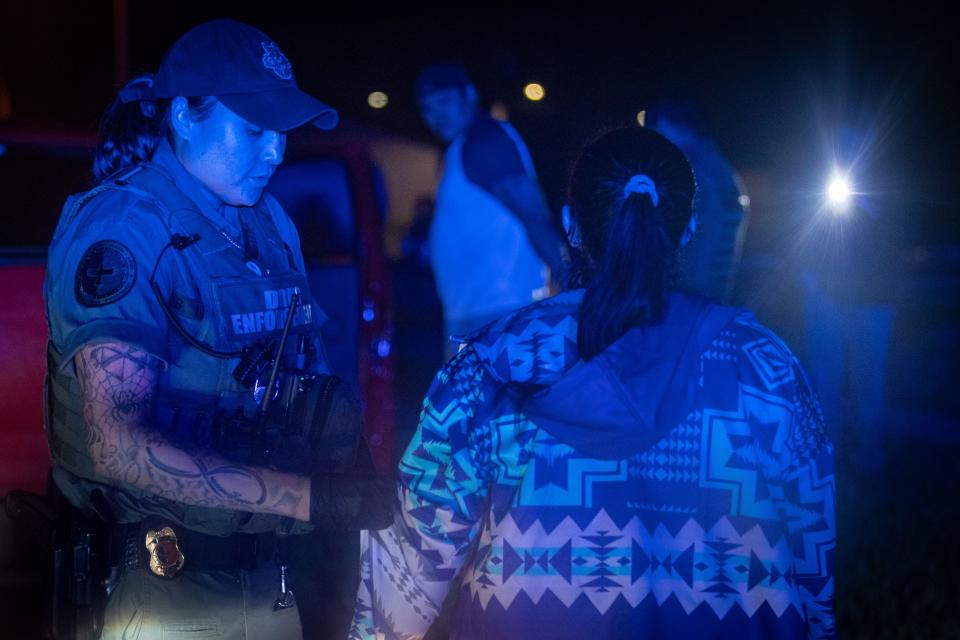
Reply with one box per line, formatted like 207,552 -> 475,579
367,91 -> 389,109
523,83 -> 545,102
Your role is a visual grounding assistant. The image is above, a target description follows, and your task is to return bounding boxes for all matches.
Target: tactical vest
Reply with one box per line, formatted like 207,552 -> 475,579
45,162 -> 320,534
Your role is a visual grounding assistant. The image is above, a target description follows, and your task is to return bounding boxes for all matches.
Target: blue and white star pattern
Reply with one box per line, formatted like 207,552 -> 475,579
351,293 -> 835,639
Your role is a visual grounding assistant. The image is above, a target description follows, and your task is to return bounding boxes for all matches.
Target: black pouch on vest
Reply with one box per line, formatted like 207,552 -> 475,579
268,374 -> 363,475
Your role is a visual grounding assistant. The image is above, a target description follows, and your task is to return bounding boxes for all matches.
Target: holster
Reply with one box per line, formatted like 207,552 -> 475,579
4,480 -> 111,640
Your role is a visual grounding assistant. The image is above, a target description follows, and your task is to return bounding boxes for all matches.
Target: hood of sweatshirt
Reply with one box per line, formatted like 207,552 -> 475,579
468,290 -> 740,459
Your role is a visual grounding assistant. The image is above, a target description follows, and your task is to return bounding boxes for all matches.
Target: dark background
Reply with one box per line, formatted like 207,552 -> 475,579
2,1 -> 958,240
2,2 -> 958,638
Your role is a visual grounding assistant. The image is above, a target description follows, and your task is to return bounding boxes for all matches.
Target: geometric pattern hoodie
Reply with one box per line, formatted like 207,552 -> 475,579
350,290 -> 836,639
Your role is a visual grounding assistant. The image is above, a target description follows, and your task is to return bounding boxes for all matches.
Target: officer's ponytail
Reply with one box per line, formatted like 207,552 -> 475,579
569,127 -> 695,361
93,74 -> 166,183
93,74 -> 217,183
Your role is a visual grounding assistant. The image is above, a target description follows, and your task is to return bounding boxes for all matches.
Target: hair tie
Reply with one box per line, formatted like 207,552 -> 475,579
623,174 -> 659,207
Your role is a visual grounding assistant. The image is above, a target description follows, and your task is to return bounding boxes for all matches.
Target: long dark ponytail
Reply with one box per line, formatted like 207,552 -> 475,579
93,74 -> 166,183
92,74 -> 216,183
570,127 -> 695,360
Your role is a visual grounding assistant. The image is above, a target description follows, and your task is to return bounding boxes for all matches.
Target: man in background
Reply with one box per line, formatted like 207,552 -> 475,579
416,64 -> 568,357
647,100 -> 749,303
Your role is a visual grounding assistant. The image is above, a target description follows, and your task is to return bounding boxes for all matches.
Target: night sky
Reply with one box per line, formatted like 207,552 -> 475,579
2,1 -> 957,240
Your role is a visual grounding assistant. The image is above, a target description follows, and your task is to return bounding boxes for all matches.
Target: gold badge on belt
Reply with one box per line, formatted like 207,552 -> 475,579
145,526 -> 185,578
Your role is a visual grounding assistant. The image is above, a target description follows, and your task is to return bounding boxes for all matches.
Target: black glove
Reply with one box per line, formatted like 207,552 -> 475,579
309,472 -> 395,530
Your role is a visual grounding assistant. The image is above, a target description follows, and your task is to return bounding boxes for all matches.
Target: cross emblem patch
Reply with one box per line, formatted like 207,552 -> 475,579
74,240 -> 137,307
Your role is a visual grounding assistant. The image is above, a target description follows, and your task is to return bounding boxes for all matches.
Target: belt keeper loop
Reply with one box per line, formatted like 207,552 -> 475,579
125,530 -> 139,569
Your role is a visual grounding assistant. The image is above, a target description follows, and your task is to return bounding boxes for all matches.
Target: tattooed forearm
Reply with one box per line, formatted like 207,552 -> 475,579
144,443 -> 269,505
76,342 -> 310,521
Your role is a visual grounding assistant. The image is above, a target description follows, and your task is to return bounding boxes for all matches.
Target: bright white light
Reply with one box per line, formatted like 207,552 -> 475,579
826,172 -> 853,212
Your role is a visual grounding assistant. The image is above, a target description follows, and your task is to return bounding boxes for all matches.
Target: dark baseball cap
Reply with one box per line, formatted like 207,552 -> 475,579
149,19 -> 338,131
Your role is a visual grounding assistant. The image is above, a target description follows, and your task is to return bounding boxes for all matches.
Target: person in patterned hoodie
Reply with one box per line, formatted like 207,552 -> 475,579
351,127 -> 836,640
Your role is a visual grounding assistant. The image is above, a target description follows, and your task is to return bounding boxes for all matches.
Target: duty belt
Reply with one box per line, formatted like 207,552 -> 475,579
110,520 -> 278,577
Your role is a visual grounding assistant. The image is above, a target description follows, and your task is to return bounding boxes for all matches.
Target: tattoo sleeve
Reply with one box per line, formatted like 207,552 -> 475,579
75,342 -> 310,521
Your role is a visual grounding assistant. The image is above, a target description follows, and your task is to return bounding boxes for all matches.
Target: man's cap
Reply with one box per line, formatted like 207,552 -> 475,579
146,19 -> 338,131
415,63 -> 472,99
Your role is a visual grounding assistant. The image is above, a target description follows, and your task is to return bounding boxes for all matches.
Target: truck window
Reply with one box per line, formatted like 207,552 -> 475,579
268,159 -> 356,262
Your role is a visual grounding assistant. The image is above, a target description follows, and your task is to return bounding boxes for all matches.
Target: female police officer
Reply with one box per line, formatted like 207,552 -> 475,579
43,19 -> 391,639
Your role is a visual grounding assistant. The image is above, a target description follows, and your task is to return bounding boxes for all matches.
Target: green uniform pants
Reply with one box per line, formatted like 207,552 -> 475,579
101,565 -> 302,640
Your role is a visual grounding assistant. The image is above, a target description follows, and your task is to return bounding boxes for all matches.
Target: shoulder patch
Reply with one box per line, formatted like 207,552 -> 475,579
74,240 -> 138,307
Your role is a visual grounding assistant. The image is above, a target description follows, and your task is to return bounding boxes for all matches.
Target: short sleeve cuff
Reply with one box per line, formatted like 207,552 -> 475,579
59,318 -> 170,375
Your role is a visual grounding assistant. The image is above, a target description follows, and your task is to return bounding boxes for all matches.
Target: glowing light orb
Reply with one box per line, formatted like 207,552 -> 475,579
826,172 -> 853,212
367,91 -> 389,109
523,83 -> 545,102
